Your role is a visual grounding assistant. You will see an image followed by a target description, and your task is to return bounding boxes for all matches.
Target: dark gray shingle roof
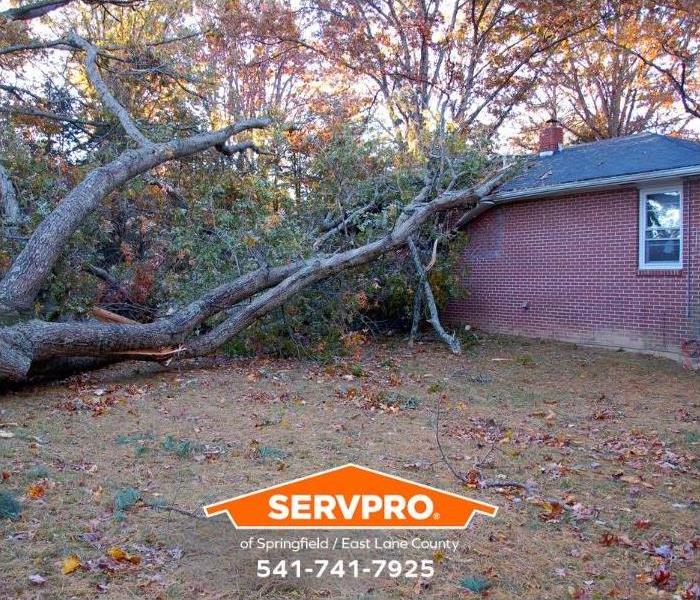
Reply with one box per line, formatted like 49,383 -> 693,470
496,133 -> 700,197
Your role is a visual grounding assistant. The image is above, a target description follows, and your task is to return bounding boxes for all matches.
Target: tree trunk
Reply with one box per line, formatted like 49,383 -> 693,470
409,283 -> 424,346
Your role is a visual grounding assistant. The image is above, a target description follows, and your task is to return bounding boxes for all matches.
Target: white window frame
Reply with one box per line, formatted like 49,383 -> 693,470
638,183 -> 683,270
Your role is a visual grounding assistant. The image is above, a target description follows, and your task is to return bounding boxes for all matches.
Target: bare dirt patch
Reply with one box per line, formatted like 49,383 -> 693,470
1,335 -> 698,599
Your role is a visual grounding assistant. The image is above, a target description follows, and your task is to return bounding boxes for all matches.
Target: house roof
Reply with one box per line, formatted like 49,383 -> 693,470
490,133 -> 700,201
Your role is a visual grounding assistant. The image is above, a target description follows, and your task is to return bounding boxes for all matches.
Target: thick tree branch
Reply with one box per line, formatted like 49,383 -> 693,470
0,0 -> 143,23
0,0 -> 74,22
0,105 -> 107,128
0,164 -> 21,235
214,140 -> 266,156
408,283 -> 424,346
0,261 -> 302,380
0,117 -> 271,314
0,38 -> 77,57
68,32 -> 153,146
186,169 -> 510,356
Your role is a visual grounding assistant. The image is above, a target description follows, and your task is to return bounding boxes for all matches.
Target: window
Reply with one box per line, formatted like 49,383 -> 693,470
639,186 -> 682,269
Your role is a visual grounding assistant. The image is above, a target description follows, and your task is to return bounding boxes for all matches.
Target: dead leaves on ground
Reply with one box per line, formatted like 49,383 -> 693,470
59,542 -> 181,585
538,500 -> 565,523
598,430 -> 694,472
26,483 -> 46,500
106,546 -> 141,565
61,554 -> 81,575
56,384 -> 147,416
3,342 -> 698,598
335,385 -> 419,414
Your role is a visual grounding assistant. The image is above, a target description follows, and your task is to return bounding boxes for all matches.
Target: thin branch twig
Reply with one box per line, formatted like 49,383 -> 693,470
435,389 -> 533,492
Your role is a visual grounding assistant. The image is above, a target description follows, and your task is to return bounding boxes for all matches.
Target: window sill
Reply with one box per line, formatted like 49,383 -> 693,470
637,268 -> 684,277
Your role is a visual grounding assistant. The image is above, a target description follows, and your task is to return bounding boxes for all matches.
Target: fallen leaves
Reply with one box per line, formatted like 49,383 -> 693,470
56,384 -> 146,416
567,586 -> 591,599
61,554 -> 81,575
651,564 -> 675,590
335,385 -> 420,413
680,583 -> 700,599
106,546 -> 141,565
1,342 -> 697,599
538,501 -> 564,523
26,483 -> 46,500
54,541 -> 181,582
571,502 -> 597,521
592,408 -> 614,420
611,472 -> 654,489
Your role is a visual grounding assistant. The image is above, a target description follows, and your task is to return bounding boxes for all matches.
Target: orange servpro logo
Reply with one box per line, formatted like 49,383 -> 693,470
203,464 -> 498,529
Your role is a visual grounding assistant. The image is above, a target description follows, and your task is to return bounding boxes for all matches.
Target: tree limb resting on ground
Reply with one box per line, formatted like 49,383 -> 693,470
408,237 -> 461,354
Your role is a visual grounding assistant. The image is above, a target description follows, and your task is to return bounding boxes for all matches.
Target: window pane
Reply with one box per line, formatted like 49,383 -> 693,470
646,227 -> 680,240
645,239 -> 680,264
646,192 -> 680,228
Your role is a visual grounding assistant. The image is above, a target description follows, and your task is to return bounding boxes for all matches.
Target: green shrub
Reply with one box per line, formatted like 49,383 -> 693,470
0,491 -> 21,520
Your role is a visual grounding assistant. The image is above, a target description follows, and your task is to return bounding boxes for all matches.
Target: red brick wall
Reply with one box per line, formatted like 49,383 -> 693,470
538,124 -> 564,152
444,178 -> 700,356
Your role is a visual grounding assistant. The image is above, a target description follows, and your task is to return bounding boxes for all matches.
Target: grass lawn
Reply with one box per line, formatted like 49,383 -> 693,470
1,334 -> 698,599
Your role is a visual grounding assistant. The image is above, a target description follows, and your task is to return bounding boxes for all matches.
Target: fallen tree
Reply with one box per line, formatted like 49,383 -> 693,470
0,162 -> 508,382
0,28 -> 513,385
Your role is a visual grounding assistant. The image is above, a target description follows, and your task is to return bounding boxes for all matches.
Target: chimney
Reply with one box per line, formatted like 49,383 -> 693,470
538,118 -> 564,155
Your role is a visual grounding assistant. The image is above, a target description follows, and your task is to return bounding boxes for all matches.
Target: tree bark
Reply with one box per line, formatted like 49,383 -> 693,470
0,0 -> 74,22
0,261 -> 302,381
408,283 -> 424,346
0,0 -> 142,23
0,335 -> 31,381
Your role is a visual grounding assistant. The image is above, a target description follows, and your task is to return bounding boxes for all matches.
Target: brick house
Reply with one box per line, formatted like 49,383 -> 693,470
444,122 -> 700,359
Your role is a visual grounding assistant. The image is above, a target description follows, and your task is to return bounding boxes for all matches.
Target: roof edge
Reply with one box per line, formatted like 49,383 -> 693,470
488,164 -> 700,202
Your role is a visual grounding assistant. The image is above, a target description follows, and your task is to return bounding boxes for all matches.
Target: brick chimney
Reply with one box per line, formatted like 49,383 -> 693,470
538,118 -> 564,154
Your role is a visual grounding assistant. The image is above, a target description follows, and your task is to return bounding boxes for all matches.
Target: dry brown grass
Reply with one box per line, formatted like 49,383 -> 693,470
1,334 -> 698,599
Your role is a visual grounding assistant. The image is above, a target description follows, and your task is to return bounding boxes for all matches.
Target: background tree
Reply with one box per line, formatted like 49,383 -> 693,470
601,0 -> 699,120
298,0 -> 598,149
516,0 -> 698,147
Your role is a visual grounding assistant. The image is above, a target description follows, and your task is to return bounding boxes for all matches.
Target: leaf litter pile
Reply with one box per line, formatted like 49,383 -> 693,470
0,335 -> 698,599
